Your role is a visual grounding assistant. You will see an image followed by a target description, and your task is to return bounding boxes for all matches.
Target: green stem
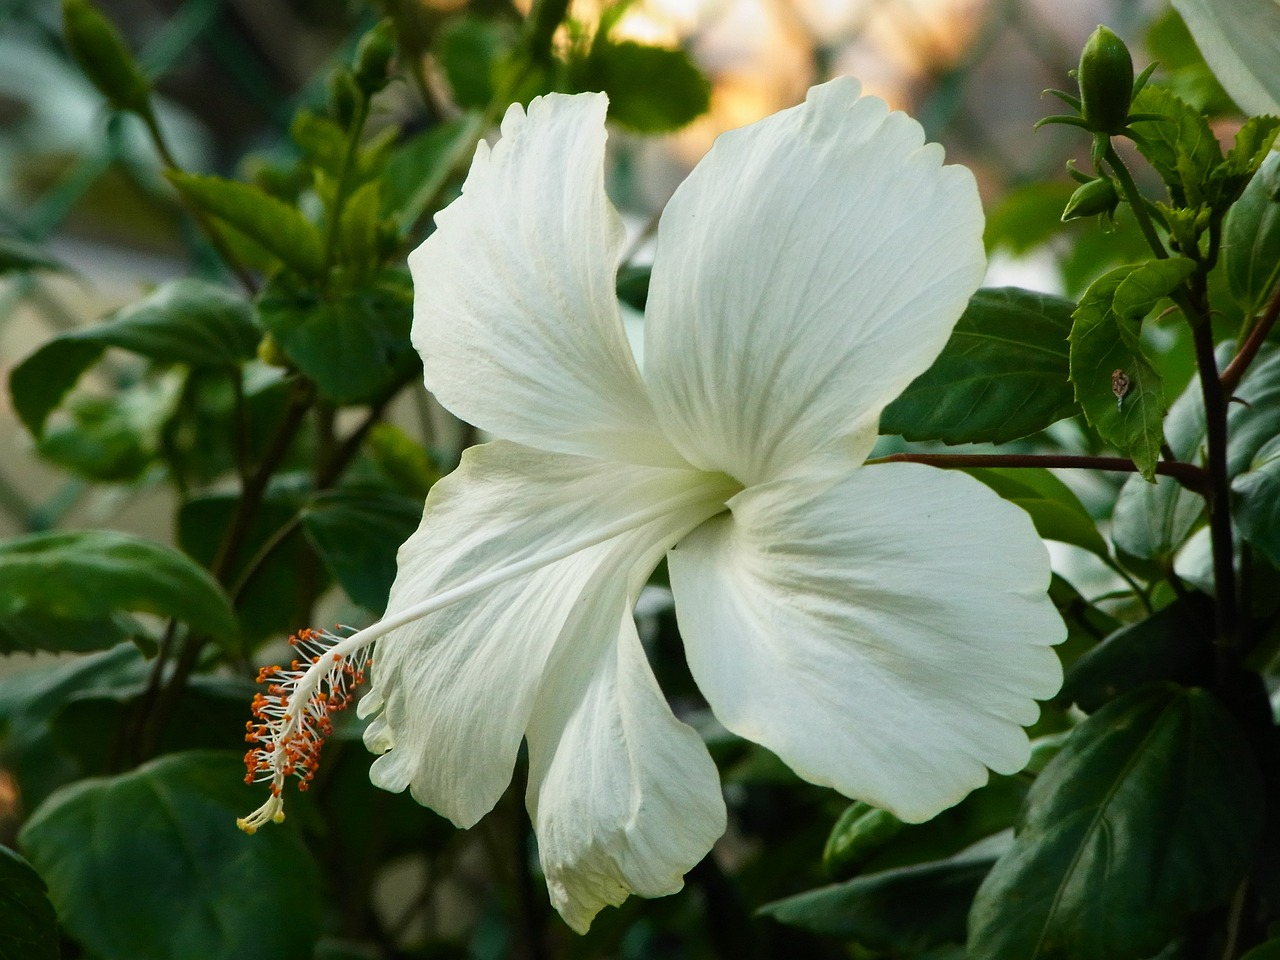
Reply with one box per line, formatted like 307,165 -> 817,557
1103,143 -> 1168,261
322,99 -> 371,274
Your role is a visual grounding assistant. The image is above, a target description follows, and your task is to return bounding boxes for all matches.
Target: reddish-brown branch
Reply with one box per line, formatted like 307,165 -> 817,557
869,451 -> 1208,491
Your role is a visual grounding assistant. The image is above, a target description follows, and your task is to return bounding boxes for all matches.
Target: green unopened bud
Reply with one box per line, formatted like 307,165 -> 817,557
327,69 -> 361,127
1062,175 -> 1120,222
354,20 -> 397,96
822,802 -> 905,877
62,0 -> 152,116
1078,25 -> 1134,135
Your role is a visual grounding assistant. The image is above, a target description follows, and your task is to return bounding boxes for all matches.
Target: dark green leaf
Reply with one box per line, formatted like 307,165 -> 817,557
36,380 -> 178,482
384,116 -> 479,233
571,41 -> 710,133
0,610 -> 130,655
882,288 -> 1078,444
1069,260 -> 1194,479
0,235 -> 64,274
1234,435 -> 1280,566
761,854 -> 994,949
1225,152 -> 1280,314
9,279 -> 258,437
258,269 -> 416,405
167,172 -> 325,280
0,531 -> 237,648
1241,941 -> 1280,960
19,751 -> 323,960
0,845 -> 59,960
969,684 -> 1264,960
433,16 -> 517,109
1059,592 -> 1215,712
965,467 -> 1108,559
301,488 -> 421,610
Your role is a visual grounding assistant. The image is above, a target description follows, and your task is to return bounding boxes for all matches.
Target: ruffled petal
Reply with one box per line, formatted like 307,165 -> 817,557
408,94 -> 682,467
643,76 -> 985,485
668,462 -> 1064,823
361,440 -> 727,828
1172,0 -> 1280,115
524,546 -> 725,933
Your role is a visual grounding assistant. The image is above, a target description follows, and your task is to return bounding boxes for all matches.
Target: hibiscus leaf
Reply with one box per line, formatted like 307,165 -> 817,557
1129,85 -> 1223,205
968,683 -> 1263,960
1224,152 -> 1280,314
9,278 -> 258,437
0,845 -> 59,960
301,488 -> 422,610
167,172 -> 326,280
1058,592 -> 1215,713
760,855 -> 995,950
432,15 -> 517,109
1069,259 -> 1194,480
0,610 -> 132,656
1233,434 -> 1280,567
18,751 -> 324,960
0,531 -> 237,650
879,287 -> 1078,445
569,40 -> 711,133
965,467 -> 1109,560
257,268 -> 418,405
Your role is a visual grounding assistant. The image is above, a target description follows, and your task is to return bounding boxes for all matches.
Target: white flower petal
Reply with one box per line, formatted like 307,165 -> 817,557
526,590 -> 725,933
408,94 -> 682,467
362,440 -> 725,827
669,463 -> 1064,823
1172,0 -> 1280,116
644,77 -> 985,485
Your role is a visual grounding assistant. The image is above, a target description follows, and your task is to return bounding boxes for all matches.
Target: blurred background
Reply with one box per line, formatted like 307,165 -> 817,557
0,0 -> 1176,544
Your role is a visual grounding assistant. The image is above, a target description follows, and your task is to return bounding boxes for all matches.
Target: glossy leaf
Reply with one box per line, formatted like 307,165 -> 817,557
9,279 -> 257,437
257,268 -> 417,405
19,751 -> 323,960
1234,434 -> 1280,567
881,287 -> 1078,444
1059,592 -> 1215,712
1069,260 -> 1194,479
0,610 -> 130,656
1129,85 -> 1223,204
167,172 -> 326,280
571,41 -> 711,133
969,684 -> 1264,960
1225,152 -> 1280,314
0,845 -> 59,960
301,488 -> 421,610
965,467 -> 1109,559
0,531 -> 237,648
761,854 -> 995,949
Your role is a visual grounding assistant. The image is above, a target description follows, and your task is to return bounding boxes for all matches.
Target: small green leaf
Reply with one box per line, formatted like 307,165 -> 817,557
0,235 -> 64,274
0,845 -> 60,960
969,684 -> 1264,960
1234,434 -> 1280,567
384,116 -> 480,233
19,751 -> 324,960
761,854 -> 994,949
965,467 -> 1109,559
35,379 -> 179,482
290,109 -> 349,179
1129,85 -> 1223,205
880,287 -> 1078,444
571,40 -> 710,132
1225,152 -> 1280,315
1069,260 -> 1194,479
167,172 -> 325,279
433,15 -> 517,109
336,178 -> 383,274
302,488 -> 422,610
0,531 -> 237,648
10,278 -> 260,437
1058,592 -> 1215,712
257,268 -> 417,405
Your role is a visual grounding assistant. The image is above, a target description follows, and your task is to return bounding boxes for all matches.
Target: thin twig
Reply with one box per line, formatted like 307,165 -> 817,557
868,451 -> 1208,490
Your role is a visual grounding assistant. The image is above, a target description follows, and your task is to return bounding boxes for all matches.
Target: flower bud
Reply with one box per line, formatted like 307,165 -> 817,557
354,20 -> 396,96
1078,25 -> 1134,136
327,69 -> 361,127
1062,176 -> 1120,222
61,0 -> 152,116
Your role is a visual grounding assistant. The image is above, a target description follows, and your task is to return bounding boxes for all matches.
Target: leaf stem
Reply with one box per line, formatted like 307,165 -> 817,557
867,451 -> 1207,490
1103,143 -> 1168,261
1221,279 -> 1280,396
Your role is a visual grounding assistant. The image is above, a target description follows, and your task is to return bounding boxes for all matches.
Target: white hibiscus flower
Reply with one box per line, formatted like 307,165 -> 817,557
239,76 -> 1064,934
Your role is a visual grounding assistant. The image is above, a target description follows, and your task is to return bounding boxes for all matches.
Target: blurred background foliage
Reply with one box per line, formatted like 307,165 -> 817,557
0,0 -> 1250,957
